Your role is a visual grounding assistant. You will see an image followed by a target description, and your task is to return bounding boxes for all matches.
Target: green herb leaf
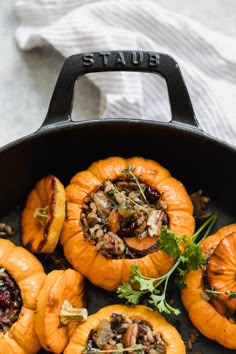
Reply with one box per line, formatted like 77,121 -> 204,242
158,226 -> 182,258
117,282 -> 144,305
150,293 -> 181,315
182,242 -> 206,269
121,165 -> 135,176
116,214 -> 217,316
174,267 -> 188,289
129,264 -> 156,292
121,165 -> 147,202
104,180 -> 146,211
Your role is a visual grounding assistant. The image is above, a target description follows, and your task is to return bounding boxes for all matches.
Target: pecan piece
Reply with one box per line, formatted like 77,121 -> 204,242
123,323 -> 138,348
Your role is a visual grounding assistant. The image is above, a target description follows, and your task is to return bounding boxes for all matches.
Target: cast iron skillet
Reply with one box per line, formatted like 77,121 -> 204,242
0,51 -> 236,353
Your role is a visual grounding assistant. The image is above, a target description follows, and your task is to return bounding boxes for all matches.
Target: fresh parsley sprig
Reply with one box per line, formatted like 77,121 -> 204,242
117,213 -> 217,315
117,259 -> 183,315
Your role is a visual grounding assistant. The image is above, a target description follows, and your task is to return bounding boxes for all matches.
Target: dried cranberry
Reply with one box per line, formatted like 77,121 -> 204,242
0,290 -> 11,309
118,220 -> 136,237
144,186 -> 160,204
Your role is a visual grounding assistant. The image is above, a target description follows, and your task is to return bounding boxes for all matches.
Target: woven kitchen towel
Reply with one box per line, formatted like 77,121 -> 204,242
15,0 -> 236,146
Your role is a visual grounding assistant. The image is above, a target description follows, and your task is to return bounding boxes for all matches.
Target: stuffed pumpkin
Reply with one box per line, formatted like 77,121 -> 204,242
21,174 -> 66,254
181,223 -> 236,349
0,238 -> 46,354
61,156 -> 194,291
64,304 -> 186,354
35,268 -> 87,354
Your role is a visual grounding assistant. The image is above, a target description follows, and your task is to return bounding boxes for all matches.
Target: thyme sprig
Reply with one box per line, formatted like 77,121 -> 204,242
117,214 -> 217,315
205,288 -> 236,299
83,344 -> 146,353
122,165 -> 147,202
104,181 -> 148,212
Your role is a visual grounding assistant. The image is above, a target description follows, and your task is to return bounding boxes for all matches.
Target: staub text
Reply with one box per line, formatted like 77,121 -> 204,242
82,51 -> 160,67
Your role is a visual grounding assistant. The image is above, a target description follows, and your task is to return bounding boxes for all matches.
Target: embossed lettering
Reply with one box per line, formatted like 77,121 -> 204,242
99,52 -> 111,66
131,51 -> 143,65
81,51 -> 160,68
149,53 -> 160,66
82,53 -> 94,66
115,52 -> 126,65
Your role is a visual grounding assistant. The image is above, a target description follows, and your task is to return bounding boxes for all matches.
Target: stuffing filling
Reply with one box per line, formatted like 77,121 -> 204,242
0,268 -> 22,333
202,270 -> 236,323
85,312 -> 166,353
201,238 -> 236,323
81,176 -> 169,259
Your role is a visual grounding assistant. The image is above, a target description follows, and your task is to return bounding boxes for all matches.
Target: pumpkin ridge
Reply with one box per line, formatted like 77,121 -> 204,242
207,232 -> 236,310
35,268 -> 87,353
61,156 -> 194,291
21,175 -> 66,254
0,239 -> 46,354
181,223 -> 236,350
64,304 -> 186,354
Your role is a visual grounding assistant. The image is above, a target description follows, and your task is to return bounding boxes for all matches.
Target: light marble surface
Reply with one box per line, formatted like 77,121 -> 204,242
1,0 -> 236,148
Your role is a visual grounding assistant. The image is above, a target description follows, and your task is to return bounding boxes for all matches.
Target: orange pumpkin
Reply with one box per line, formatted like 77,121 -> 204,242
181,223 -> 236,349
35,268 -> 87,353
0,238 -> 46,354
61,156 -> 195,291
63,304 -> 186,354
21,174 -> 66,254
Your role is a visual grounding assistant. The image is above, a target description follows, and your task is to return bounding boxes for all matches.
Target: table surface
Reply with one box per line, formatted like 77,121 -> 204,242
1,0 -> 236,148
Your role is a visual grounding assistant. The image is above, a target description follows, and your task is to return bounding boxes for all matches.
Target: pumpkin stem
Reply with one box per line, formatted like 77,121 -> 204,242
60,299 -> 88,326
34,206 -> 49,226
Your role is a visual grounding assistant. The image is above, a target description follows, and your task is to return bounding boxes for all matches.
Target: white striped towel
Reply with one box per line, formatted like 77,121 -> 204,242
15,0 -> 236,147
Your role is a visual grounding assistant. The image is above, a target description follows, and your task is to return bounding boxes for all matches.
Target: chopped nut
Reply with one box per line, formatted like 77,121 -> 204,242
123,323 -> 138,348
147,210 -> 164,237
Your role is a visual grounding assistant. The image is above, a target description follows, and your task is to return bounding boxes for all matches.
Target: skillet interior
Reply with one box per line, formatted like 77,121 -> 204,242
0,118 -> 235,353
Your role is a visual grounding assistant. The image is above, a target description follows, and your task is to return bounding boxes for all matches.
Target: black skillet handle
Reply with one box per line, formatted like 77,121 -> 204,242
41,50 -> 199,128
